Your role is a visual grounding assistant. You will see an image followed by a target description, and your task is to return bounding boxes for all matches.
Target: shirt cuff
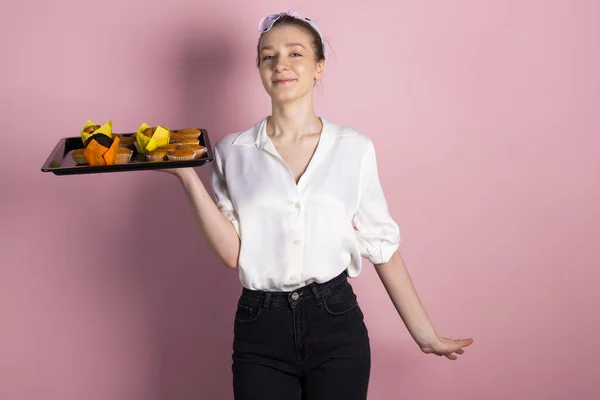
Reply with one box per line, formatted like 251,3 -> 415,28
365,241 -> 400,264
221,210 -> 241,238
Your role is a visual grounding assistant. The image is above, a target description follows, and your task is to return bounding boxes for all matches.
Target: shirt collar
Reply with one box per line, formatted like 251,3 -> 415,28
231,117 -> 356,148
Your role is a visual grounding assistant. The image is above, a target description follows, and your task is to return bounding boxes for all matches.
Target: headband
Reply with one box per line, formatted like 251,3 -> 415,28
258,10 -> 328,60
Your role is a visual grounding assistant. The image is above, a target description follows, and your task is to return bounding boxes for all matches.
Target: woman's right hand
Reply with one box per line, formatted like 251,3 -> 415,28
155,167 -> 195,179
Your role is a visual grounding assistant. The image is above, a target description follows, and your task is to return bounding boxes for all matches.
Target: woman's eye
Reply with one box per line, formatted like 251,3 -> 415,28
262,55 -> 273,61
290,52 -> 301,57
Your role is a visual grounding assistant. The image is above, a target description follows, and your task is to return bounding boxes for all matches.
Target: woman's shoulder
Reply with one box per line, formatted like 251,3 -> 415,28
323,118 -> 375,150
213,119 -> 265,155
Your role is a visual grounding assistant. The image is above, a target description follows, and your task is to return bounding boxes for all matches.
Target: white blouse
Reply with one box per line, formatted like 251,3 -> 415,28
210,117 -> 401,291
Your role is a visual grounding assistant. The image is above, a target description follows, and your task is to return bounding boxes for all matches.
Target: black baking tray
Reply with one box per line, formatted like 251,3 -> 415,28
41,128 -> 213,175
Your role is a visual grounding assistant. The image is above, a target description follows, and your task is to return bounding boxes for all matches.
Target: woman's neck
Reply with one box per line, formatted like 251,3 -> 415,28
268,98 -> 322,141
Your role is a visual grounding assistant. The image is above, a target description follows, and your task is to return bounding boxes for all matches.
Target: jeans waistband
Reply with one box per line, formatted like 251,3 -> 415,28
240,271 -> 349,308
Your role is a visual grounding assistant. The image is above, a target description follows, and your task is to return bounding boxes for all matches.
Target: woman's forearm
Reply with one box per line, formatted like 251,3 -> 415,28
374,252 -> 437,348
176,168 -> 240,269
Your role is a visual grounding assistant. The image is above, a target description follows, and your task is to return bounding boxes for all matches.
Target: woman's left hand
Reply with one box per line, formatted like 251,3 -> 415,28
419,334 -> 473,360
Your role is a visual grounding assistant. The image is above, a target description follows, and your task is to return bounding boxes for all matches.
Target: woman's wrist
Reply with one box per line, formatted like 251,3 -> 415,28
175,167 -> 197,182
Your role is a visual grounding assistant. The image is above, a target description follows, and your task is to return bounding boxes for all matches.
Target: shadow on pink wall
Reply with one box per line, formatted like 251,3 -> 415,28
125,29 -> 245,398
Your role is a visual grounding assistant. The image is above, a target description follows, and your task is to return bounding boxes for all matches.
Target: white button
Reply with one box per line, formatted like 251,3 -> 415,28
291,292 -> 299,300
293,239 -> 300,245
295,202 -> 301,209
290,275 -> 297,281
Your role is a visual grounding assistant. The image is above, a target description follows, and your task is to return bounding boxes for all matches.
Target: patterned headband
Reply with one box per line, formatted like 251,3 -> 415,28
258,10 -> 328,60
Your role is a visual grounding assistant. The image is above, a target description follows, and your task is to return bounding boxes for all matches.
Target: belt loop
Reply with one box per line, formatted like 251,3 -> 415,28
310,283 -> 322,306
262,292 -> 271,309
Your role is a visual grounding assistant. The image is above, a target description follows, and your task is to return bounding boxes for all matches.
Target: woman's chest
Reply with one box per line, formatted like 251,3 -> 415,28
224,146 -> 362,215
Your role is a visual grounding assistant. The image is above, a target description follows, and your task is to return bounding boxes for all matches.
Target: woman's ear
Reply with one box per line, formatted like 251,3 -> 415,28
314,60 -> 325,81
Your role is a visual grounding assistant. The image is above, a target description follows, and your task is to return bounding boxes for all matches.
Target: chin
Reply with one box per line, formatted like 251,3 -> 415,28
267,87 -> 310,104
269,92 -> 300,104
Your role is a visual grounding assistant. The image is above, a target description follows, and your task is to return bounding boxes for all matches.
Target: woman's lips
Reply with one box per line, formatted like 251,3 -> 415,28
273,78 -> 296,84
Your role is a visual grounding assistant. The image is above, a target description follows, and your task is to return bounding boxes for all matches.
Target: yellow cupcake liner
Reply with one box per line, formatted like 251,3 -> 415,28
135,123 -> 171,154
80,120 -> 113,145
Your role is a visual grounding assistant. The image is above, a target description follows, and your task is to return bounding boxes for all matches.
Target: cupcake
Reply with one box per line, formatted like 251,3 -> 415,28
164,144 -> 181,152
118,135 -> 135,148
135,123 -> 170,154
176,137 -> 199,145
169,133 -> 185,143
72,149 -> 88,165
167,148 -> 196,161
142,127 -> 155,138
179,144 -> 207,158
115,147 -> 133,164
175,128 -> 201,138
82,124 -> 101,135
146,148 -> 169,162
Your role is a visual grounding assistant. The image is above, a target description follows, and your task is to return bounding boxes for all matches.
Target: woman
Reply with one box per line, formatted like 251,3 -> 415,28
165,11 -> 473,400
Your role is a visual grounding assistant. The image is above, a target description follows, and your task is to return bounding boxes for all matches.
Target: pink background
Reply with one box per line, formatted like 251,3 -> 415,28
1,0 -> 599,399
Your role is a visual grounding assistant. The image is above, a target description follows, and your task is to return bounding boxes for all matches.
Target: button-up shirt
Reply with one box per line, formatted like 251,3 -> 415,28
210,117 -> 400,291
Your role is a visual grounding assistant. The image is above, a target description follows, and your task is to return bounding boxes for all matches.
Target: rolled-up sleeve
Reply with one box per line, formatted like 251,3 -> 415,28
353,140 -> 401,264
210,144 -> 241,237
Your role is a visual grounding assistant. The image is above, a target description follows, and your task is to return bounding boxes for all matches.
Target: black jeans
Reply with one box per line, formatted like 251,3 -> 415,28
232,272 -> 371,400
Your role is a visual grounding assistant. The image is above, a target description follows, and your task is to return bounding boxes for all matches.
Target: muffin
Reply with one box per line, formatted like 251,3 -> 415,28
115,147 -> 133,164
176,128 -> 200,138
146,148 -> 169,162
179,144 -> 206,158
72,149 -> 88,165
164,144 -> 181,152
169,133 -> 185,143
118,135 -> 135,147
167,148 -> 196,161
82,124 -> 101,134
142,127 -> 156,138
176,137 -> 199,145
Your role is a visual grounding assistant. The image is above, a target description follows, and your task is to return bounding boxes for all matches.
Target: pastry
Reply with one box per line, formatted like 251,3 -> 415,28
176,137 -> 199,145
176,128 -> 200,138
146,148 -> 169,162
167,148 -> 196,161
164,144 -> 181,152
72,149 -> 88,165
179,144 -> 206,158
115,147 -> 133,164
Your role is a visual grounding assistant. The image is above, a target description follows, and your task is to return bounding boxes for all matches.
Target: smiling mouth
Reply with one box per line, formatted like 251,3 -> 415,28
273,79 -> 296,84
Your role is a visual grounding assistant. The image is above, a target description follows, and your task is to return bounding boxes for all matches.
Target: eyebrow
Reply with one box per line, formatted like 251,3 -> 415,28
260,43 -> 307,52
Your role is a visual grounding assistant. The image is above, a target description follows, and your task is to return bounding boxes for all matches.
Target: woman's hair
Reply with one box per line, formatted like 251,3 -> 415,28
256,14 -> 326,67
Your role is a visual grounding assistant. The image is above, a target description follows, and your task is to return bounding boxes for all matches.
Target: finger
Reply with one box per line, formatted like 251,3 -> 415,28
441,336 -> 473,344
444,338 -> 473,351
444,353 -> 457,360
456,349 -> 464,355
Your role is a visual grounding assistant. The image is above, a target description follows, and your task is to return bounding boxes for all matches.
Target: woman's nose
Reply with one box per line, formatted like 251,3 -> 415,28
274,56 -> 290,71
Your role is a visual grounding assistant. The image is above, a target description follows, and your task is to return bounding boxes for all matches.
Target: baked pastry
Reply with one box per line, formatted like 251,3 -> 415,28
167,148 -> 196,161
115,147 -> 133,164
83,134 -> 121,166
179,144 -> 206,158
118,135 -> 135,146
169,133 -> 185,143
135,123 -> 170,154
142,127 -> 155,138
164,144 -> 181,152
83,124 -> 101,134
176,137 -> 199,145
72,149 -> 88,165
176,128 -> 200,138
146,148 -> 169,162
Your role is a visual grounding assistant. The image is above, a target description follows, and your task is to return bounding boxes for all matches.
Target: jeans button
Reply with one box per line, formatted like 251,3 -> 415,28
291,292 -> 299,301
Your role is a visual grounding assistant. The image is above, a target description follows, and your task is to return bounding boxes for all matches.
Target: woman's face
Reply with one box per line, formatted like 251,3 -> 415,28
258,25 -> 324,104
